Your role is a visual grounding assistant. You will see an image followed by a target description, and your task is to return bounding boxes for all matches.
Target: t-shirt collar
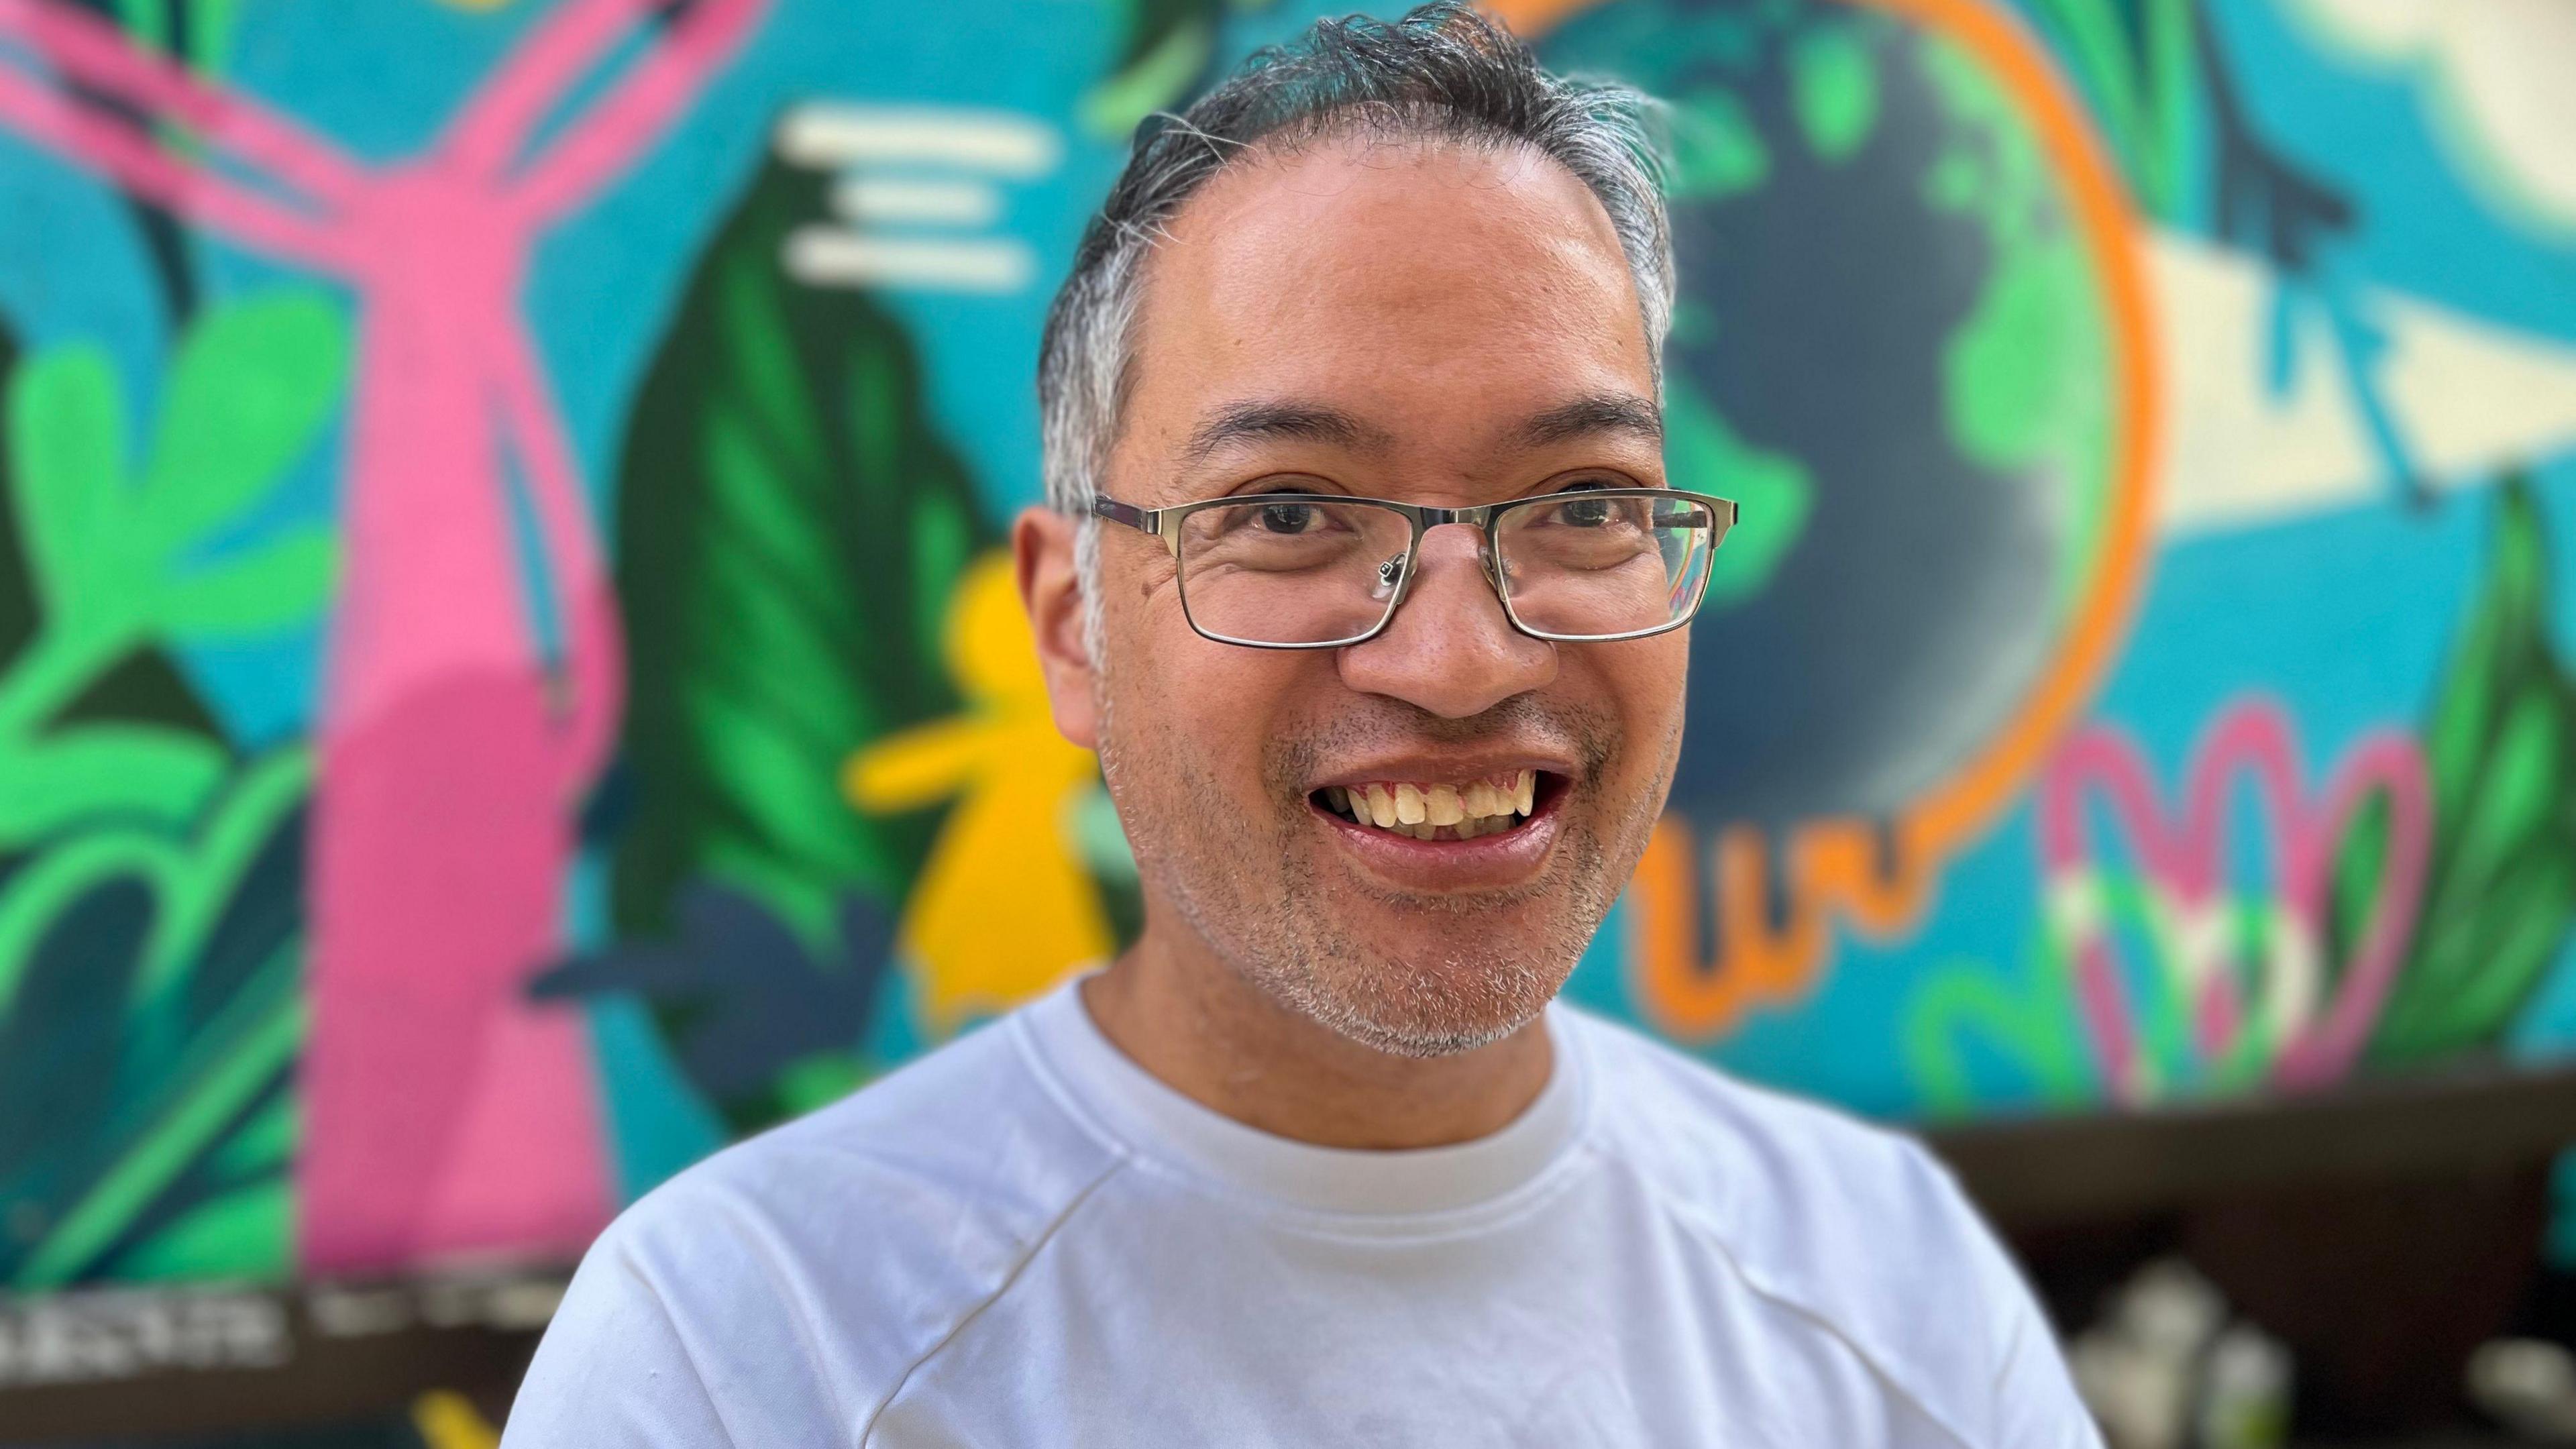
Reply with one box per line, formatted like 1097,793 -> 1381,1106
1015,972 -> 1591,1219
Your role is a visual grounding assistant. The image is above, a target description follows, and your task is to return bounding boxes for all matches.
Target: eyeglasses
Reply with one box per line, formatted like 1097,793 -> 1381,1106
1089,488 -> 1737,649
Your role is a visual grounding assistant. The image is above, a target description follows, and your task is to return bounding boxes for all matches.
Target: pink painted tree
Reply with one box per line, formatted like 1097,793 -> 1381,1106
0,0 -> 772,1272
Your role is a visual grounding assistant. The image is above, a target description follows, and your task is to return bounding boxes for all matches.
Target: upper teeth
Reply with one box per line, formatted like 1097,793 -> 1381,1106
1325,770 -> 1538,841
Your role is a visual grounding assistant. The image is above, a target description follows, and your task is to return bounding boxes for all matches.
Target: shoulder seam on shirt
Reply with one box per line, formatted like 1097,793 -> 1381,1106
1617,1152 -> 1984,1449
855,1155 -> 1127,1444
1992,1281 -> 2033,1399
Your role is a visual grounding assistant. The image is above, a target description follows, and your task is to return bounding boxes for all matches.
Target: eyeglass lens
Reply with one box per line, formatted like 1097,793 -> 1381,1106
1173,495 -> 1720,646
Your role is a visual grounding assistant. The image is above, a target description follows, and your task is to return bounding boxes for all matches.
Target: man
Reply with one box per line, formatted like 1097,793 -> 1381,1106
505,7 -> 2103,1444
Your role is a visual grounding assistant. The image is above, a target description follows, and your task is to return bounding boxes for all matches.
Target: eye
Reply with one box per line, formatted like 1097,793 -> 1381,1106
1538,478 -> 1631,529
1559,495 -> 1615,528
1256,501 -> 1322,535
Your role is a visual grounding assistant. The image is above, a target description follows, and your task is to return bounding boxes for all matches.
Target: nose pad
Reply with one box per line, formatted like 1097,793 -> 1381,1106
1338,523 -> 1556,716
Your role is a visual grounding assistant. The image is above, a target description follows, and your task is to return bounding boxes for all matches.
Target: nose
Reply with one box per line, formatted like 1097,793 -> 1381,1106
1338,523 -> 1556,717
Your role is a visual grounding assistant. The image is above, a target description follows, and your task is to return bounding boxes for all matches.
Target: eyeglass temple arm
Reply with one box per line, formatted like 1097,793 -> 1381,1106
1089,494 -> 1181,555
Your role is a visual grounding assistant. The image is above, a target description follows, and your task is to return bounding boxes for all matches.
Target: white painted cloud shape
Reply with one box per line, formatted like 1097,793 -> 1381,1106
2288,0 -> 2576,238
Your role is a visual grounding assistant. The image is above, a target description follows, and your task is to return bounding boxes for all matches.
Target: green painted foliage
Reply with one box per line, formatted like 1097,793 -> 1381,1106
0,289 -> 331,1288
3,290 -> 343,653
0,752 -> 308,1289
1905,934 -> 2100,1120
2016,0 -> 2205,217
611,154 -> 998,956
1081,0 -> 1222,139
0,288 -> 347,846
2358,481 -> 2576,1065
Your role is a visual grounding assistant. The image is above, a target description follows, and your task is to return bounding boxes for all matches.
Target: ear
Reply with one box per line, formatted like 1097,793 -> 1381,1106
1014,504 -> 1101,750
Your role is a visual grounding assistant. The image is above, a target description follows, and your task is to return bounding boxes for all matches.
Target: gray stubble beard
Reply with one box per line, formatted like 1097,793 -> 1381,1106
1097,672 -> 1674,1060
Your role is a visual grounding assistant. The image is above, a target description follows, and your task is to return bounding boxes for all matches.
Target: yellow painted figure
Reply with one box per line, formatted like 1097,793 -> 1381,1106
844,552 -> 1113,1030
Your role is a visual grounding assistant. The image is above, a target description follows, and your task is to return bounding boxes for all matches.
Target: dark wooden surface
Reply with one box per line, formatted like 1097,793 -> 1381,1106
1923,1061 -> 2576,1230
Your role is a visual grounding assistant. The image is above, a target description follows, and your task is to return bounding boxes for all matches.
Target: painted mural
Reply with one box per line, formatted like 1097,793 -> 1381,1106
0,0 -> 2569,1292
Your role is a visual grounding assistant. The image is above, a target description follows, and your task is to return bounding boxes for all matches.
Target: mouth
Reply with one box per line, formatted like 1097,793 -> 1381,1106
1302,767 -> 1572,890
1309,769 -> 1556,841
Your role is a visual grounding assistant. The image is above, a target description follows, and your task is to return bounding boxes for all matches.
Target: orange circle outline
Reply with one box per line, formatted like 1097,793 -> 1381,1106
1495,0 -> 2164,1036
1867,0 -> 2162,859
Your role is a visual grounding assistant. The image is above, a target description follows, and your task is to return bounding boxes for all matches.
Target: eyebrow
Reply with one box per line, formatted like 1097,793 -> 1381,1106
1512,392 -> 1664,449
1181,401 -> 1397,467
1176,390 -> 1664,471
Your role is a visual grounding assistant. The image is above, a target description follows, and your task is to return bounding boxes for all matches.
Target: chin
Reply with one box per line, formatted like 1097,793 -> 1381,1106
1252,941 -> 1568,1060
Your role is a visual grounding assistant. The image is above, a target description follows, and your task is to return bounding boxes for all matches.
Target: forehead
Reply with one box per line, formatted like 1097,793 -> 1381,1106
1120,136 -> 1654,471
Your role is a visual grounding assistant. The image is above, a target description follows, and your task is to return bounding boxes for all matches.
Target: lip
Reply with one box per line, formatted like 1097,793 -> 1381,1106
1306,770 -> 1570,893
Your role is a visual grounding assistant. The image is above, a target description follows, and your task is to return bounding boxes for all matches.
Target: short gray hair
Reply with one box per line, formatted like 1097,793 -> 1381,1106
1036,2 -> 1673,519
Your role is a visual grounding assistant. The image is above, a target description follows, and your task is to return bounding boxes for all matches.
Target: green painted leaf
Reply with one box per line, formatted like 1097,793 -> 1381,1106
772,1051 -> 871,1118
2377,849 -> 2576,1062
0,320 -> 226,750
207,1091 -> 294,1184
2324,788 -> 2388,998
611,154 -> 997,952
7,343 -> 130,625
0,754 -> 305,1288
158,527 -> 335,641
2448,686 -> 2563,893
2424,486 -> 2542,818
137,289 -> 348,558
1081,9 -> 1216,140
2365,479 -> 2576,1066
0,726 -> 227,847
0,876 -> 151,1232
0,319 -> 32,669
105,1178 -> 289,1284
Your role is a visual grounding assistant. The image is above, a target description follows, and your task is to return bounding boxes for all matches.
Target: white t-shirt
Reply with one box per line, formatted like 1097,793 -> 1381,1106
504,977 -> 2102,1447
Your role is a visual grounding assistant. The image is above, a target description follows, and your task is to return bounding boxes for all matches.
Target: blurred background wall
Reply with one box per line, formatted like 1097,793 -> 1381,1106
1,0 -> 2573,1442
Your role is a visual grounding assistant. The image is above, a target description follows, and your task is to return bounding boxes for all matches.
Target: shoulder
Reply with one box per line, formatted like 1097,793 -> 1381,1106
1569,1004 -> 1969,1235
516,1013 -> 1126,1442
1564,1007 -> 2055,1441
637,1008 -> 1122,1246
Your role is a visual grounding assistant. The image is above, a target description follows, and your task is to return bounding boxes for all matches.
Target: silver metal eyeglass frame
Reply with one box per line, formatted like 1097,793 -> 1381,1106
1089,488 -> 1739,649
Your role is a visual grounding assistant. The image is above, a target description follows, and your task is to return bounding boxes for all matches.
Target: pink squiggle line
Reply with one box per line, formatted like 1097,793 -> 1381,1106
2039,725 -> 2161,1101
0,60 -> 350,270
496,0 -> 773,226
439,0 -> 665,180
0,0 -> 364,206
2039,698 -> 2432,1102
2272,731 -> 2431,1087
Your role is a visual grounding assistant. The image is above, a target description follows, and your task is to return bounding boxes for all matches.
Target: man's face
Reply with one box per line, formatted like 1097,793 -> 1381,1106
1055,136 -> 1688,1056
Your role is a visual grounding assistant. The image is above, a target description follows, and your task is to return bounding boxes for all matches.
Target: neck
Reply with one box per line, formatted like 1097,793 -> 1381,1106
1080,919 -> 1554,1151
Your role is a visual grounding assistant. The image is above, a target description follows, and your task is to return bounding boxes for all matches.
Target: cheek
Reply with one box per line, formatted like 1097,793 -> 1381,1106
1644,635 -> 1692,741
1103,605 -> 1313,809
1592,635 -> 1691,782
